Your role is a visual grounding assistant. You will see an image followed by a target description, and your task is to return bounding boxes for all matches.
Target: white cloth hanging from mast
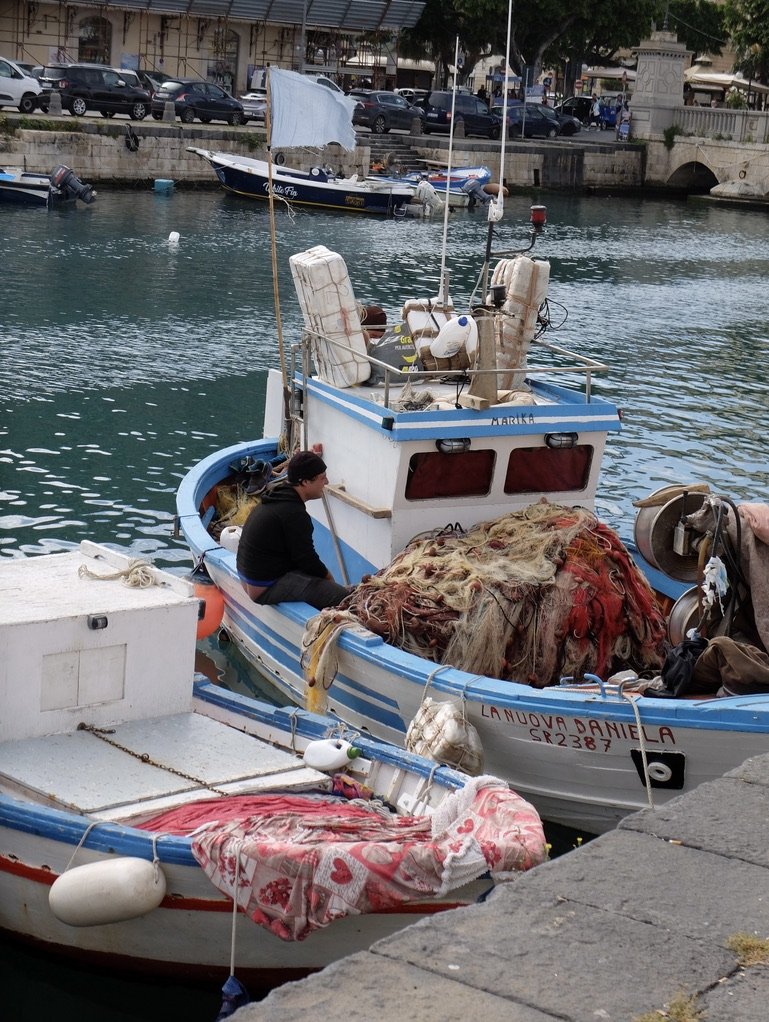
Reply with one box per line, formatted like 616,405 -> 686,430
269,68 -> 358,151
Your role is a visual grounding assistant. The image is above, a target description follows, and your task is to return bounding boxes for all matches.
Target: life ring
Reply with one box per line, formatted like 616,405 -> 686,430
125,125 -> 140,152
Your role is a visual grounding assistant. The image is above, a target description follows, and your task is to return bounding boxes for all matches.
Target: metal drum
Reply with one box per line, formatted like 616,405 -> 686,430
667,586 -> 701,645
633,485 -> 708,582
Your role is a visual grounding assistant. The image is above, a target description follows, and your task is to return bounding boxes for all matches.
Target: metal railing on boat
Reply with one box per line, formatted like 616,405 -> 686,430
293,329 -> 609,409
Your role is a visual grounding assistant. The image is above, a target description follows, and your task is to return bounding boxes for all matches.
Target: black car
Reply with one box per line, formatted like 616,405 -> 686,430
491,102 -> 559,139
421,91 -> 501,139
350,89 -> 423,134
38,63 -> 150,119
150,78 -> 245,125
540,104 -> 581,136
556,96 -> 591,122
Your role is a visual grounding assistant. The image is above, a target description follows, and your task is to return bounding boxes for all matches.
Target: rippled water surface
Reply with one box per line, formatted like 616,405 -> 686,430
3,190 -> 768,569
2,188 -> 769,1018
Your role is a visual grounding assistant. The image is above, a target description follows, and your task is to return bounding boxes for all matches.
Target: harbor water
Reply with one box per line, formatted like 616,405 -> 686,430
2,188 -> 769,1019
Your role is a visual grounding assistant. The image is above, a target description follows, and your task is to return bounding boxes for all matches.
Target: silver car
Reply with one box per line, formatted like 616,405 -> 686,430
239,89 -> 267,124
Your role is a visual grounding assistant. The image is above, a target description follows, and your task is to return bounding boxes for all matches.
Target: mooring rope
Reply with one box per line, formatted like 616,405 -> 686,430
78,559 -> 158,588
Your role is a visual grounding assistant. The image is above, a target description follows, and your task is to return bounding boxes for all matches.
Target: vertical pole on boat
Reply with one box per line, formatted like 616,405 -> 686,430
438,36 -> 460,308
480,0 -> 514,299
265,69 -> 292,445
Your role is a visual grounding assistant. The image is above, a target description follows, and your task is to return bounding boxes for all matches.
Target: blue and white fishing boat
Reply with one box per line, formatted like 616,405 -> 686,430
175,199 -> 769,835
0,542 -> 546,989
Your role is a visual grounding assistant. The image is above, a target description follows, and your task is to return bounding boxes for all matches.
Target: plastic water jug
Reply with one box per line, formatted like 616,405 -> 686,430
430,315 -> 479,360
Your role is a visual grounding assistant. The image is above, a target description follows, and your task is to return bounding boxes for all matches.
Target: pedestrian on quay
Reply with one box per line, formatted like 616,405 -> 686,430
236,450 -> 351,610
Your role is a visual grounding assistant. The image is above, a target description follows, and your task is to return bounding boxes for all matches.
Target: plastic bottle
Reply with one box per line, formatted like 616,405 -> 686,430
303,738 -> 361,771
430,315 -> 478,359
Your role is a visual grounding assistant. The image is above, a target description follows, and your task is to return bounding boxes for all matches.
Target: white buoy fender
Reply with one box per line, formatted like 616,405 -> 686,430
430,315 -> 479,360
220,526 -> 242,553
303,738 -> 361,772
49,857 -> 166,927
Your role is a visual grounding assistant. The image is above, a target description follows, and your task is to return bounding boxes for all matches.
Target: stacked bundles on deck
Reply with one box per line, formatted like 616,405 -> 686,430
303,503 -> 667,698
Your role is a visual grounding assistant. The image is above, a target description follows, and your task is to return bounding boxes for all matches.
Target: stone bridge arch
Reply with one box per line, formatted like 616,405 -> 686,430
666,159 -> 719,192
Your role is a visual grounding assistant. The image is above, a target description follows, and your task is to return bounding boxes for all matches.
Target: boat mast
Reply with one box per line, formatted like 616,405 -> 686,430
264,69 -> 293,446
438,36 -> 461,307
480,0 -> 514,297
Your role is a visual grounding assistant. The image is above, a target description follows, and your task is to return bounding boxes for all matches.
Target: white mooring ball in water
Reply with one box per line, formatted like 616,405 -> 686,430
168,231 -> 180,248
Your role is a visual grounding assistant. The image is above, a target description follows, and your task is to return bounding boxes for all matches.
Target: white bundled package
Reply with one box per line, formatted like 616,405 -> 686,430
289,245 -> 371,388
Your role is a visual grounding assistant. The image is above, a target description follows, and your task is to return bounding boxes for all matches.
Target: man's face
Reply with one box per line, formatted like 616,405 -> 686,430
301,471 -> 328,500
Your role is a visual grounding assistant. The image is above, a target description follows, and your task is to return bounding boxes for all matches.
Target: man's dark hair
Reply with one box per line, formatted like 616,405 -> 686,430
287,451 -> 327,485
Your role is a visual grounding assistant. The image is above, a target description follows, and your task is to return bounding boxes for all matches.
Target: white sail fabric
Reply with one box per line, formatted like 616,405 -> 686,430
269,69 -> 357,151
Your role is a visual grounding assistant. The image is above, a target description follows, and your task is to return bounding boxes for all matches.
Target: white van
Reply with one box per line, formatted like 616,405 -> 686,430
0,56 -> 42,113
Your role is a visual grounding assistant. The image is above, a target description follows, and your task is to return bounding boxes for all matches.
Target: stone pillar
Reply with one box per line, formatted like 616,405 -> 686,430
630,30 -> 692,138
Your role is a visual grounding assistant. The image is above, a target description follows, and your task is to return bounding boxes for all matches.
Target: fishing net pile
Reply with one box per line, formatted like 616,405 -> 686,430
303,502 -> 667,695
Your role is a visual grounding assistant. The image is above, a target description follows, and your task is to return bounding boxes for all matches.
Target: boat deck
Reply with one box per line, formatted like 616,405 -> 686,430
0,712 -> 328,822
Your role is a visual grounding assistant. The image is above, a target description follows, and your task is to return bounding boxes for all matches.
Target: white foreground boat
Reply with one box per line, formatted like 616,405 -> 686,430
175,223 -> 769,836
0,542 -> 546,989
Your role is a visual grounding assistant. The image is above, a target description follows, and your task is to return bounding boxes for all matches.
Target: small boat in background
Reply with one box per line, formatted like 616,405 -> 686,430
0,541 -> 546,990
188,147 -> 415,215
0,164 -> 96,207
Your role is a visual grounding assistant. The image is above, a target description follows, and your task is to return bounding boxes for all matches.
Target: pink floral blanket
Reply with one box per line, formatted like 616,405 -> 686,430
137,776 -> 545,941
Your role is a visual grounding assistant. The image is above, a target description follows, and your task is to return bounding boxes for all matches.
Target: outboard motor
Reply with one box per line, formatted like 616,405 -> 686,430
49,165 -> 97,205
462,178 -> 492,208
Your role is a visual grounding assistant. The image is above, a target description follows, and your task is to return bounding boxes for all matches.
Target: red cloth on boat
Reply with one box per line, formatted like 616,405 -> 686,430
136,778 -> 546,941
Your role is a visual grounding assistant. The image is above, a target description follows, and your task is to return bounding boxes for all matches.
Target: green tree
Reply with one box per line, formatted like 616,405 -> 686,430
724,0 -> 769,84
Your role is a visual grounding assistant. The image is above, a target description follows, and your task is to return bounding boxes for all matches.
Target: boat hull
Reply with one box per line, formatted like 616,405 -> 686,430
177,437 -> 769,835
189,149 -> 414,215
0,173 -> 50,206
0,822 -> 479,986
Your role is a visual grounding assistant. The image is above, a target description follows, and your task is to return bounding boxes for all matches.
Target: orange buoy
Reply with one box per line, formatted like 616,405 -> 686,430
191,574 -> 225,640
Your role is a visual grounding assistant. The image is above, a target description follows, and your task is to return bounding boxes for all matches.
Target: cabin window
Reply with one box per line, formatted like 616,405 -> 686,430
406,450 -> 495,500
504,445 -> 593,494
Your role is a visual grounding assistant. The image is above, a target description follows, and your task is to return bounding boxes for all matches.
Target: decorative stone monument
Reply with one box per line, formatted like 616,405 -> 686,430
629,29 -> 691,138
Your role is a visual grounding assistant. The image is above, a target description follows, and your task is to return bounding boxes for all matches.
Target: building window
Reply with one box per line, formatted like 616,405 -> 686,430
79,16 -> 112,65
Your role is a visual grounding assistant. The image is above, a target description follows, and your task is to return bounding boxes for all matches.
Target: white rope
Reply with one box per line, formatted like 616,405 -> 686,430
228,841 -> 243,977
78,559 -> 157,588
621,690 -> 656,810
64,821 -> 101,871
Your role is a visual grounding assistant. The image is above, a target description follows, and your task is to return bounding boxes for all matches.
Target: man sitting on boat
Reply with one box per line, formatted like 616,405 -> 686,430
236,451 -> 351,610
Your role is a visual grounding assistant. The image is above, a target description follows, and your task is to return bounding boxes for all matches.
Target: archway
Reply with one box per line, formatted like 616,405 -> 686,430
667,161 -> 719,194
78,16 -> 112,65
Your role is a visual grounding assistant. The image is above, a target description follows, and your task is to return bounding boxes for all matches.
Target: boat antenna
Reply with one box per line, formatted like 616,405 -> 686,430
265,69 -> 291,435
438,35 -> 461,308
480,0 -> 514,298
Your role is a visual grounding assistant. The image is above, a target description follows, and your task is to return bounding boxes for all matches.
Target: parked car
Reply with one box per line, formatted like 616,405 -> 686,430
540,103 -> 581,136
239,88 -> 267,123
305,73 -> 344,94
491,102 -> 559,138
350,89 -> 423,134
421,91 -> 501,139
116,68 -> 163,97
0,56 -> 43,113
150,78 -> 245,125
555,95 -> 617,129
393,87 -> 429,105
38,63 -> 150,118
556,95 -> 592,123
